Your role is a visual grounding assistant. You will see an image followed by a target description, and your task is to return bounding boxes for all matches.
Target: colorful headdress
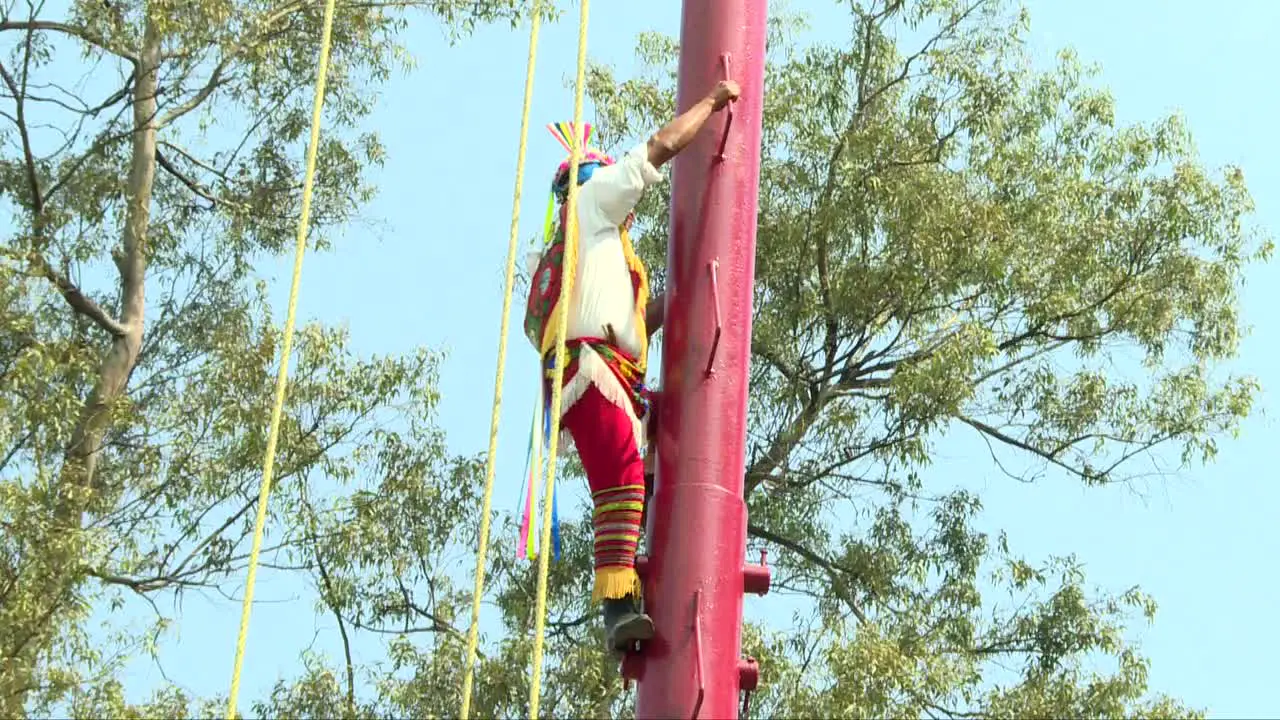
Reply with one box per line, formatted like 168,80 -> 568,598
541,121 -> 614,251
548,122 -> 613,195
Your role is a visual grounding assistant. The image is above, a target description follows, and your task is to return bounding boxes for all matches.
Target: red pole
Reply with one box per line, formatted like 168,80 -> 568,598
629,1 -> 770,717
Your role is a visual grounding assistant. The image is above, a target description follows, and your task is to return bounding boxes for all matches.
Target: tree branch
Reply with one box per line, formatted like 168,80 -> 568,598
0,61 -> 39,212
0,51 -> 127,338
155,148 -> 218,209
0,44 -> 128,341
744,385 -> 831,495
958,415 -> 1099,481
0,20 -> 138,64
156,62 -> 235,128
746,521 -> 869,625
313,544 -> 356,717
751,338 -> 803,385
24,251 -> 128,337
0,431 -> 34,476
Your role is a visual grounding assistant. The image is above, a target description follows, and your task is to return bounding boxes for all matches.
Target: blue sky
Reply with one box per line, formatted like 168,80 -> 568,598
102,0 -> 1277,716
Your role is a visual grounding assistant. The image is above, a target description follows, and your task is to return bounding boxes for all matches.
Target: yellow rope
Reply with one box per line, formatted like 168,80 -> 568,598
528,0 -> 589,716
224,0 -> 338,715
458,3 -> 544,717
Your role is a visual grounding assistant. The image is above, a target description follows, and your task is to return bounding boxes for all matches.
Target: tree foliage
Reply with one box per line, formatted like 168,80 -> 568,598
0,0 -> 546,715
576,1 -> 1262,716
0,0 -> 1265,717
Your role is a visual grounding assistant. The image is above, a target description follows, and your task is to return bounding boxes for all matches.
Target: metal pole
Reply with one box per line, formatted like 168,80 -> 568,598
630,1 -> 770,717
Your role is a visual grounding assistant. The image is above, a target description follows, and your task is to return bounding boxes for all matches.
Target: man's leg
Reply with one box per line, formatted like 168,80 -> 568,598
562,384 -> 652,652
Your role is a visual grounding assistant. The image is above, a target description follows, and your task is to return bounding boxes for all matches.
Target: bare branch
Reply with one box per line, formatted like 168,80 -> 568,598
2,79 -> 131,120
0,58 -> 42,215
958,415 -> 1099,481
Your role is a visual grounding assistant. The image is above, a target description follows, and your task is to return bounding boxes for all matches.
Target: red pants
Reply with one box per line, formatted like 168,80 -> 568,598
562,384 -> 646,602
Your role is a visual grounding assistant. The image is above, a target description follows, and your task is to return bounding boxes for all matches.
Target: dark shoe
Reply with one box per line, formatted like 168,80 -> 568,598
603,596 -> 654,653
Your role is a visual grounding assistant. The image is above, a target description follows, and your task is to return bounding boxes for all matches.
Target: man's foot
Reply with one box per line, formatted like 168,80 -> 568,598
603,596 -> 654,653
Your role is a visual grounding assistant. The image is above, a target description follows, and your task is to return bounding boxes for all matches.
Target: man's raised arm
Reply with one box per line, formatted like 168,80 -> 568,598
583,79 -> 741,226
646,80 -> 741,169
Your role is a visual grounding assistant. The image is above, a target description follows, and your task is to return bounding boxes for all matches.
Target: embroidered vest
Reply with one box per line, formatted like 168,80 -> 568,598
523,205 -> 650,369
524,226 -> 568,355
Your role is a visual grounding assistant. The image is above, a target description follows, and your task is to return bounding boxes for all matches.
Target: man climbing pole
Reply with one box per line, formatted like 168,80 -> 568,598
524,78 -> 741,654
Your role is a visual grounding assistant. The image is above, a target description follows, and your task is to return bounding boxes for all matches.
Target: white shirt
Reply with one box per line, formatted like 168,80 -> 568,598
563,143 -> 664,358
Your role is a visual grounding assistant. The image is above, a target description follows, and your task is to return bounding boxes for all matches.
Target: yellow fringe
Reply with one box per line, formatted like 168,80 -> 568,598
619,225 -> 650,372
592,566 -> 642,603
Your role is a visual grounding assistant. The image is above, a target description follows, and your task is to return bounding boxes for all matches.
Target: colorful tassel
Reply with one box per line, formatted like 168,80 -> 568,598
516,389 -> 540,560
542,386 -> 561,562
516,471 -> 533,559
551,469 -> 562,561
542,191 -> 556,246
516,373 -> 561,563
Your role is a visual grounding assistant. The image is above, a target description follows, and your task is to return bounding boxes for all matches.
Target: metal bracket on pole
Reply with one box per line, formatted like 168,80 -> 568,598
738,656 -> 760,717
743,548 -> 771,595
716,51 -> 737,159
691,589 -> 706,719
716,52 -> 734,161
705,260 -> 722,377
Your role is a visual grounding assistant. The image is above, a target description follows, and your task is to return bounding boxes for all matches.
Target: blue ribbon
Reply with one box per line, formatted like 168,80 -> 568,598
541,386 -> 562,562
